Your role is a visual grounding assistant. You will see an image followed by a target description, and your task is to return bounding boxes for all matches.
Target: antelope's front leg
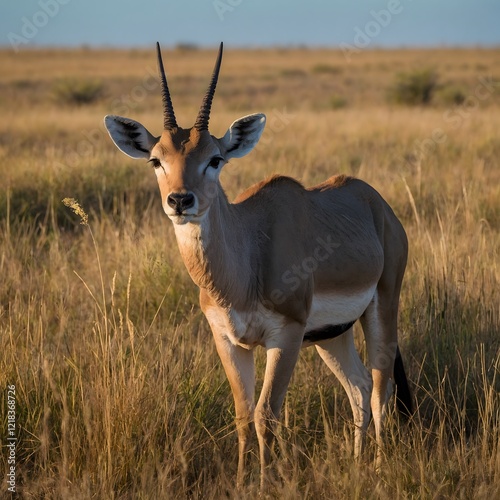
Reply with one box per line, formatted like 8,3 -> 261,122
254,322 -> 304,490
211,330 -> 255,488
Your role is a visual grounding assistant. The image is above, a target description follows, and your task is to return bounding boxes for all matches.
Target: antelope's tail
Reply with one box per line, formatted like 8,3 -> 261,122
394,346 -> 413,418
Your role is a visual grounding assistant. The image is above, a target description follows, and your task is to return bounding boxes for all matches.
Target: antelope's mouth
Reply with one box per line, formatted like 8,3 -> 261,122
168,211 -> 207,225
168,212 -> 193,225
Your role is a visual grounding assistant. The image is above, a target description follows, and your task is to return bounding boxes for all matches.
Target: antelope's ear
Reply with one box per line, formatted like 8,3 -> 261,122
104,115 -> 158,159
219,113 -> 266,159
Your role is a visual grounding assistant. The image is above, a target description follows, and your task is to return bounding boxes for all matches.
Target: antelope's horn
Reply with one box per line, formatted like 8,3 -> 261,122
156,42 -> 177,130
193,42 -> 223,131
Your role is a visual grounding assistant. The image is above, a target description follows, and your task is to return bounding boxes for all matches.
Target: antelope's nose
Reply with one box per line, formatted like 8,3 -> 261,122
167,192 -> 195,213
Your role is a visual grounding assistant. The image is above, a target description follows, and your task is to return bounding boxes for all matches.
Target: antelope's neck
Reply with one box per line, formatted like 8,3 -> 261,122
172,194 -> 253,308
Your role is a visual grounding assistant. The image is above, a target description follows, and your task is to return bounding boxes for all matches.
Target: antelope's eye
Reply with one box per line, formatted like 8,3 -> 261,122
148,158 -> 162,169
207,156 -> 223,169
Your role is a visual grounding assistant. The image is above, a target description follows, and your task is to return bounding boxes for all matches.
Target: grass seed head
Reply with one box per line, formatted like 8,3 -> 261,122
62,197 -> 89,226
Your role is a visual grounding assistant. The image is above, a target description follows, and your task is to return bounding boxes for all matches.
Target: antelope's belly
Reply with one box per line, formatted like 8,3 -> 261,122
204,285 -> 377,349
305,285 -> 377,333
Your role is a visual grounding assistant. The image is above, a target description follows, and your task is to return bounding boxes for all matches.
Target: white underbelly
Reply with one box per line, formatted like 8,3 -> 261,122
305,285 -> 377,332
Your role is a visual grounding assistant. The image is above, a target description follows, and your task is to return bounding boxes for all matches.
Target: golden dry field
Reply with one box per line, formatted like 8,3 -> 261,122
0,46 -> 499,498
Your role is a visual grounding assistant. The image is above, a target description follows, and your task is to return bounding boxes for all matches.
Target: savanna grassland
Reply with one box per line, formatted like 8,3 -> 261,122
0,46 -> 499,498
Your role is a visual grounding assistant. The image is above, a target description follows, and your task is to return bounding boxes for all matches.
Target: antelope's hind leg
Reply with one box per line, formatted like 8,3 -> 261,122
315,327 -> 372,458
360,292 -> 400,468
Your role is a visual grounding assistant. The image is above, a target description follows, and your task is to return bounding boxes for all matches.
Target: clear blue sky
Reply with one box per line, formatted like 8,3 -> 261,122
1,0 -> 499,50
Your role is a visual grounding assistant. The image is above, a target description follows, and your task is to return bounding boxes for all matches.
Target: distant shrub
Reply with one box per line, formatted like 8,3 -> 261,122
311,63 -> 342,75
174,42 -> 199,51
13,79 -> 37,90
52,78 -> 104,106
280,68 -> 307,78
437,84 -> 467,106
389,68 -> 438,106
329,95 -> 348,109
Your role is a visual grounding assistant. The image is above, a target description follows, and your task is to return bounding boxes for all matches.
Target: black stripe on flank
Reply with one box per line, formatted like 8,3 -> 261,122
303,320 -> 356,343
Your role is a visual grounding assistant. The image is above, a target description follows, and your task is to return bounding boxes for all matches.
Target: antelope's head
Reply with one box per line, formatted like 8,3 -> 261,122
104,42 -> 266,225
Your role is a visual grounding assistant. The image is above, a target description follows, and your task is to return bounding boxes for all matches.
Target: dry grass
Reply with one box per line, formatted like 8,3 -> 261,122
0,47 -> 499,498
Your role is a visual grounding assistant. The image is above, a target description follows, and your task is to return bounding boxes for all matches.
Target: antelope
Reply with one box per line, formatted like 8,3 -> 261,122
104,42 -> 412,488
